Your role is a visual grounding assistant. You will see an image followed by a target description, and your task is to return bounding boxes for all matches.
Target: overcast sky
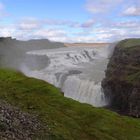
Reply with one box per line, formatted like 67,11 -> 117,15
0,0 -> 140,42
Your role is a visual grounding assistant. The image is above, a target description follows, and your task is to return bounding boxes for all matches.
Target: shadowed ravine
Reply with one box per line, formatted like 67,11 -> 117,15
21,45 -> 114,107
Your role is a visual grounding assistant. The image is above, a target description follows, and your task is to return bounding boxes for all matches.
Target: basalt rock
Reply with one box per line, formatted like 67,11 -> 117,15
102,39 -> 140,117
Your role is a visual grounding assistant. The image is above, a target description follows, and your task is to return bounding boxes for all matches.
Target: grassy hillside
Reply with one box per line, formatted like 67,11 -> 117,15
0,69 -> 140,140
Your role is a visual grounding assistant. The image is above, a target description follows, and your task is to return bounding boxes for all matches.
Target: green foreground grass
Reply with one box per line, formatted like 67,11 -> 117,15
0,69 -> 140,140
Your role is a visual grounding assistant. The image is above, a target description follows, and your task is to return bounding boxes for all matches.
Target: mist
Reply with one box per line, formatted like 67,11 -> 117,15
0,37 -> 65,71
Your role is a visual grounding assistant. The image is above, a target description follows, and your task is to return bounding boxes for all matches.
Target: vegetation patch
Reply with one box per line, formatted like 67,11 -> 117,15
117,39 -> 140,48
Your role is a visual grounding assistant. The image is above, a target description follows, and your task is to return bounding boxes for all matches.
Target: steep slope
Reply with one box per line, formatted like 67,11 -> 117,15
102,39 -> 140,117
0,69 -> 140,140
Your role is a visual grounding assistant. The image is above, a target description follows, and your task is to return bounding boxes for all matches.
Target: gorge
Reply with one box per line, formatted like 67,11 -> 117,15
0,37 -> 139,116
0,37 -> 140,139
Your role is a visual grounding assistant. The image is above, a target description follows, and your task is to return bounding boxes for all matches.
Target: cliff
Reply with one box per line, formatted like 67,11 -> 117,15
102,39 -> 140,117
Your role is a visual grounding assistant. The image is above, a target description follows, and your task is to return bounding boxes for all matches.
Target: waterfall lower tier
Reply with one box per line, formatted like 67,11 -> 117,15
21,46 -> 112,107
63,76 -> 107,107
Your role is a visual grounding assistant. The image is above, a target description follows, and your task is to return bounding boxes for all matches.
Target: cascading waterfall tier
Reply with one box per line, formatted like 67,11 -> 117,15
21,46 -> 111,107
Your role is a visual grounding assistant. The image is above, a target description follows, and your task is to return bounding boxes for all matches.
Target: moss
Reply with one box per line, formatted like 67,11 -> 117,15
0,69 -> 140,140
126,71 -> 140,83
0,122 -> 8,131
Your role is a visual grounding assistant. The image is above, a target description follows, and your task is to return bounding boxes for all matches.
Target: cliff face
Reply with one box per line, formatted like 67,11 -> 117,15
102,39 -> 140,117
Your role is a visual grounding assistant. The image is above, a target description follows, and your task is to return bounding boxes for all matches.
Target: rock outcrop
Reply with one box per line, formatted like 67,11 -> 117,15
102,39 -> 140,117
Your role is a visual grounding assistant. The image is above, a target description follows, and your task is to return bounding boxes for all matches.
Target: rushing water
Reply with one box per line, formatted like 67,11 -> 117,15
21,46 -> 111,107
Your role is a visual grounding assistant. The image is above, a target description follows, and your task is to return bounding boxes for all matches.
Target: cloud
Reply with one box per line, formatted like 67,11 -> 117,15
0,2 -> 4,10
45,19 -> 77,27
71,19 -> 140,42
33,28 -> 67,39
0,25 -> 15,37
110,20 -> 140,28
0,4 -> 140,44
17,18 -> 96,29
1,20 -> 140,43
44,19 -> 96,29
17,18 -> 43,30
123,6 -> 140,16
85,0 -> 122,14
80,19 -> 95,28
7,25 -> 69,42
0,2 -> 8,18
1,0 -> 140,43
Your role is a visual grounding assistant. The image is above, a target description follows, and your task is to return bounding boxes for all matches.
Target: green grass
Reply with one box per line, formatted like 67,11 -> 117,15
0,69 -> 140,140
117,38 -> 140,48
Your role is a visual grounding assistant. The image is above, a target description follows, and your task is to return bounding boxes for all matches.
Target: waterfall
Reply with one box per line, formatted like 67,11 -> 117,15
62,75 -> 107,107
21,46 -> 112,107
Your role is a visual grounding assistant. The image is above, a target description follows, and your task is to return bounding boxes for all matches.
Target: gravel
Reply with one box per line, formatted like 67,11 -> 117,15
0,100 -> 45,140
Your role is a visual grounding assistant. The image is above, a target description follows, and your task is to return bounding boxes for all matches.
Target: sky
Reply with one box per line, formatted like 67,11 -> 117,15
0,0 -> 140,42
